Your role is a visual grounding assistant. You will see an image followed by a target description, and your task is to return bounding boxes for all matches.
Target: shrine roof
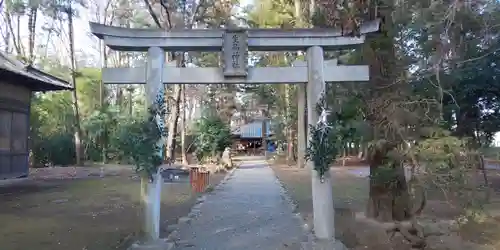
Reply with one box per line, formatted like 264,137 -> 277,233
0,52 -> 72,91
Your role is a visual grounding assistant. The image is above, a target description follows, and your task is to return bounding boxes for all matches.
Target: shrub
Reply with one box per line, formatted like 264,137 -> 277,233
113,109 -> 165,179
193,115 -> 232,164
32,133 -> 76,166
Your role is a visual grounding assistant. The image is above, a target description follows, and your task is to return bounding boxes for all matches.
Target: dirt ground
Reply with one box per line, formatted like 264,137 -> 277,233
0,165 -> 226,250
271,162 -> 500,250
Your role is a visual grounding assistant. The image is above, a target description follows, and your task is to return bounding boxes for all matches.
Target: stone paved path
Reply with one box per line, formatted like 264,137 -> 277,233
171,158 -> 306,250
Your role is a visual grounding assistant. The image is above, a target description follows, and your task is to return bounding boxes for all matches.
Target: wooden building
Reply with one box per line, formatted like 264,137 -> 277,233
0,52 -> 72,179
231,118 -> 274,154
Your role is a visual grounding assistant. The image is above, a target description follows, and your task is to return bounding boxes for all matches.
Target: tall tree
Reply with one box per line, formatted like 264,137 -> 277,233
3,0 -> 26,57
361,0 -> 414,221
27,0 -> 39,63
246,0 -> 298,163
67,3 -> 84,165
42,0 -> 87,165
310,0 -> 417,222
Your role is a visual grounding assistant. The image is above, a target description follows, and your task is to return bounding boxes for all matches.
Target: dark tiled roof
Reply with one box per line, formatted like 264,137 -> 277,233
0,52 -> 72,91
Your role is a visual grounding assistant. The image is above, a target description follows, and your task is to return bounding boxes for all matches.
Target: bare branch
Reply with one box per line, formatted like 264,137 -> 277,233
142,0 -> 162,28
160,0 -> 172,29
0,19 -> 9,50
190,0 -> 207,27
1,12 -> 22,56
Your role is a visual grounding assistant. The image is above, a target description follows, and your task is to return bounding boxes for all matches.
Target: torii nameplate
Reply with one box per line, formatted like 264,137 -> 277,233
223,30 -> 248,77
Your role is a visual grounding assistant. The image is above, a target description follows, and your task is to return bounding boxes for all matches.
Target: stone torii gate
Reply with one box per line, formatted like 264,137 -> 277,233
90,21 -> 378,246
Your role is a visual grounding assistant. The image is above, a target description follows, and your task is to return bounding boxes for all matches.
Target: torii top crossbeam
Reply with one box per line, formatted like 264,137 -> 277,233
89,20 -> 380,52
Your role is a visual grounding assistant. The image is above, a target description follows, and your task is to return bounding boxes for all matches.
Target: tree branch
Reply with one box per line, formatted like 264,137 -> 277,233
1,12 -> 22,56
190,0 -> 206,27
142,0 -> 162,28
160,0 -> 172,29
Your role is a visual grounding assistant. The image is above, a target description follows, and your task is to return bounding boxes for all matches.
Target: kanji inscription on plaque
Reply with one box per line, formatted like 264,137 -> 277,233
223,30 -> 247,77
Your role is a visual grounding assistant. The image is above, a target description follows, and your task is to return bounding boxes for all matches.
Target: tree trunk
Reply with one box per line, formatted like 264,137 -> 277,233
285,84 -> 294,165
165,84 -> 182,163
3,15 -> 10,53
27,6 -> 37,63
294,0 -> 307,168
365,143 -> 411,221
342,145 -> 346,166
180,84 -> 188,165
5,12 -> 21,55
367,167 -> 411,222
67,10 -> 84,166
364,0 -> 412,221
16,15 -> 23,57
127,88 -> 133,115
100,40 -> 108,163
262,119 -> 267,158
287,128 -> 294,165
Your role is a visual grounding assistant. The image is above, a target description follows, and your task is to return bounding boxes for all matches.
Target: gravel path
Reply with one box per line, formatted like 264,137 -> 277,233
172,159 -> 306,250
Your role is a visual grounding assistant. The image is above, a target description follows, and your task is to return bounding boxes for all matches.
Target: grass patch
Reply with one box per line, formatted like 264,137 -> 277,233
271,163 -> 500,249
271,165 -> 368,223
0,171 -> 226,250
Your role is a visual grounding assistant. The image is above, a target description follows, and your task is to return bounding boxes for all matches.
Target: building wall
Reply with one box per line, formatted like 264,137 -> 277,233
0,81 -> 31,103
0,81 -> 30,179
239,119 -> 272,138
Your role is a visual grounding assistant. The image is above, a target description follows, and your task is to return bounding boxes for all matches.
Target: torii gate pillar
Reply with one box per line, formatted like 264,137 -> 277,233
307,46 -> 335,241
143,46 -> 165,241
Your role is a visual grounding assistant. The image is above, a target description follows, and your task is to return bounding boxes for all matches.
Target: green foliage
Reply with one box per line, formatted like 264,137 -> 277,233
30,91 -> 76,166
370,164 -> 401,185
246,0 -> 294,28
305,123 -> 341,178
75,68 -> 104,118
305,88 -> 365,178
305,96 -> 354,178
31,92 -> 75,136
193,115 -> 232,163
81,107 -> 119,162
409,130 -> 488,212
270,119 -> 287,145
41,0 -> 87,20
32,133 -> 75,166
114,108 -> 165,180
29,67 -> 152,168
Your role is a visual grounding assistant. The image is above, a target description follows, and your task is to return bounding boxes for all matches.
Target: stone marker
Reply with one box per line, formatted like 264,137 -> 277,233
221,147 -> 233,169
